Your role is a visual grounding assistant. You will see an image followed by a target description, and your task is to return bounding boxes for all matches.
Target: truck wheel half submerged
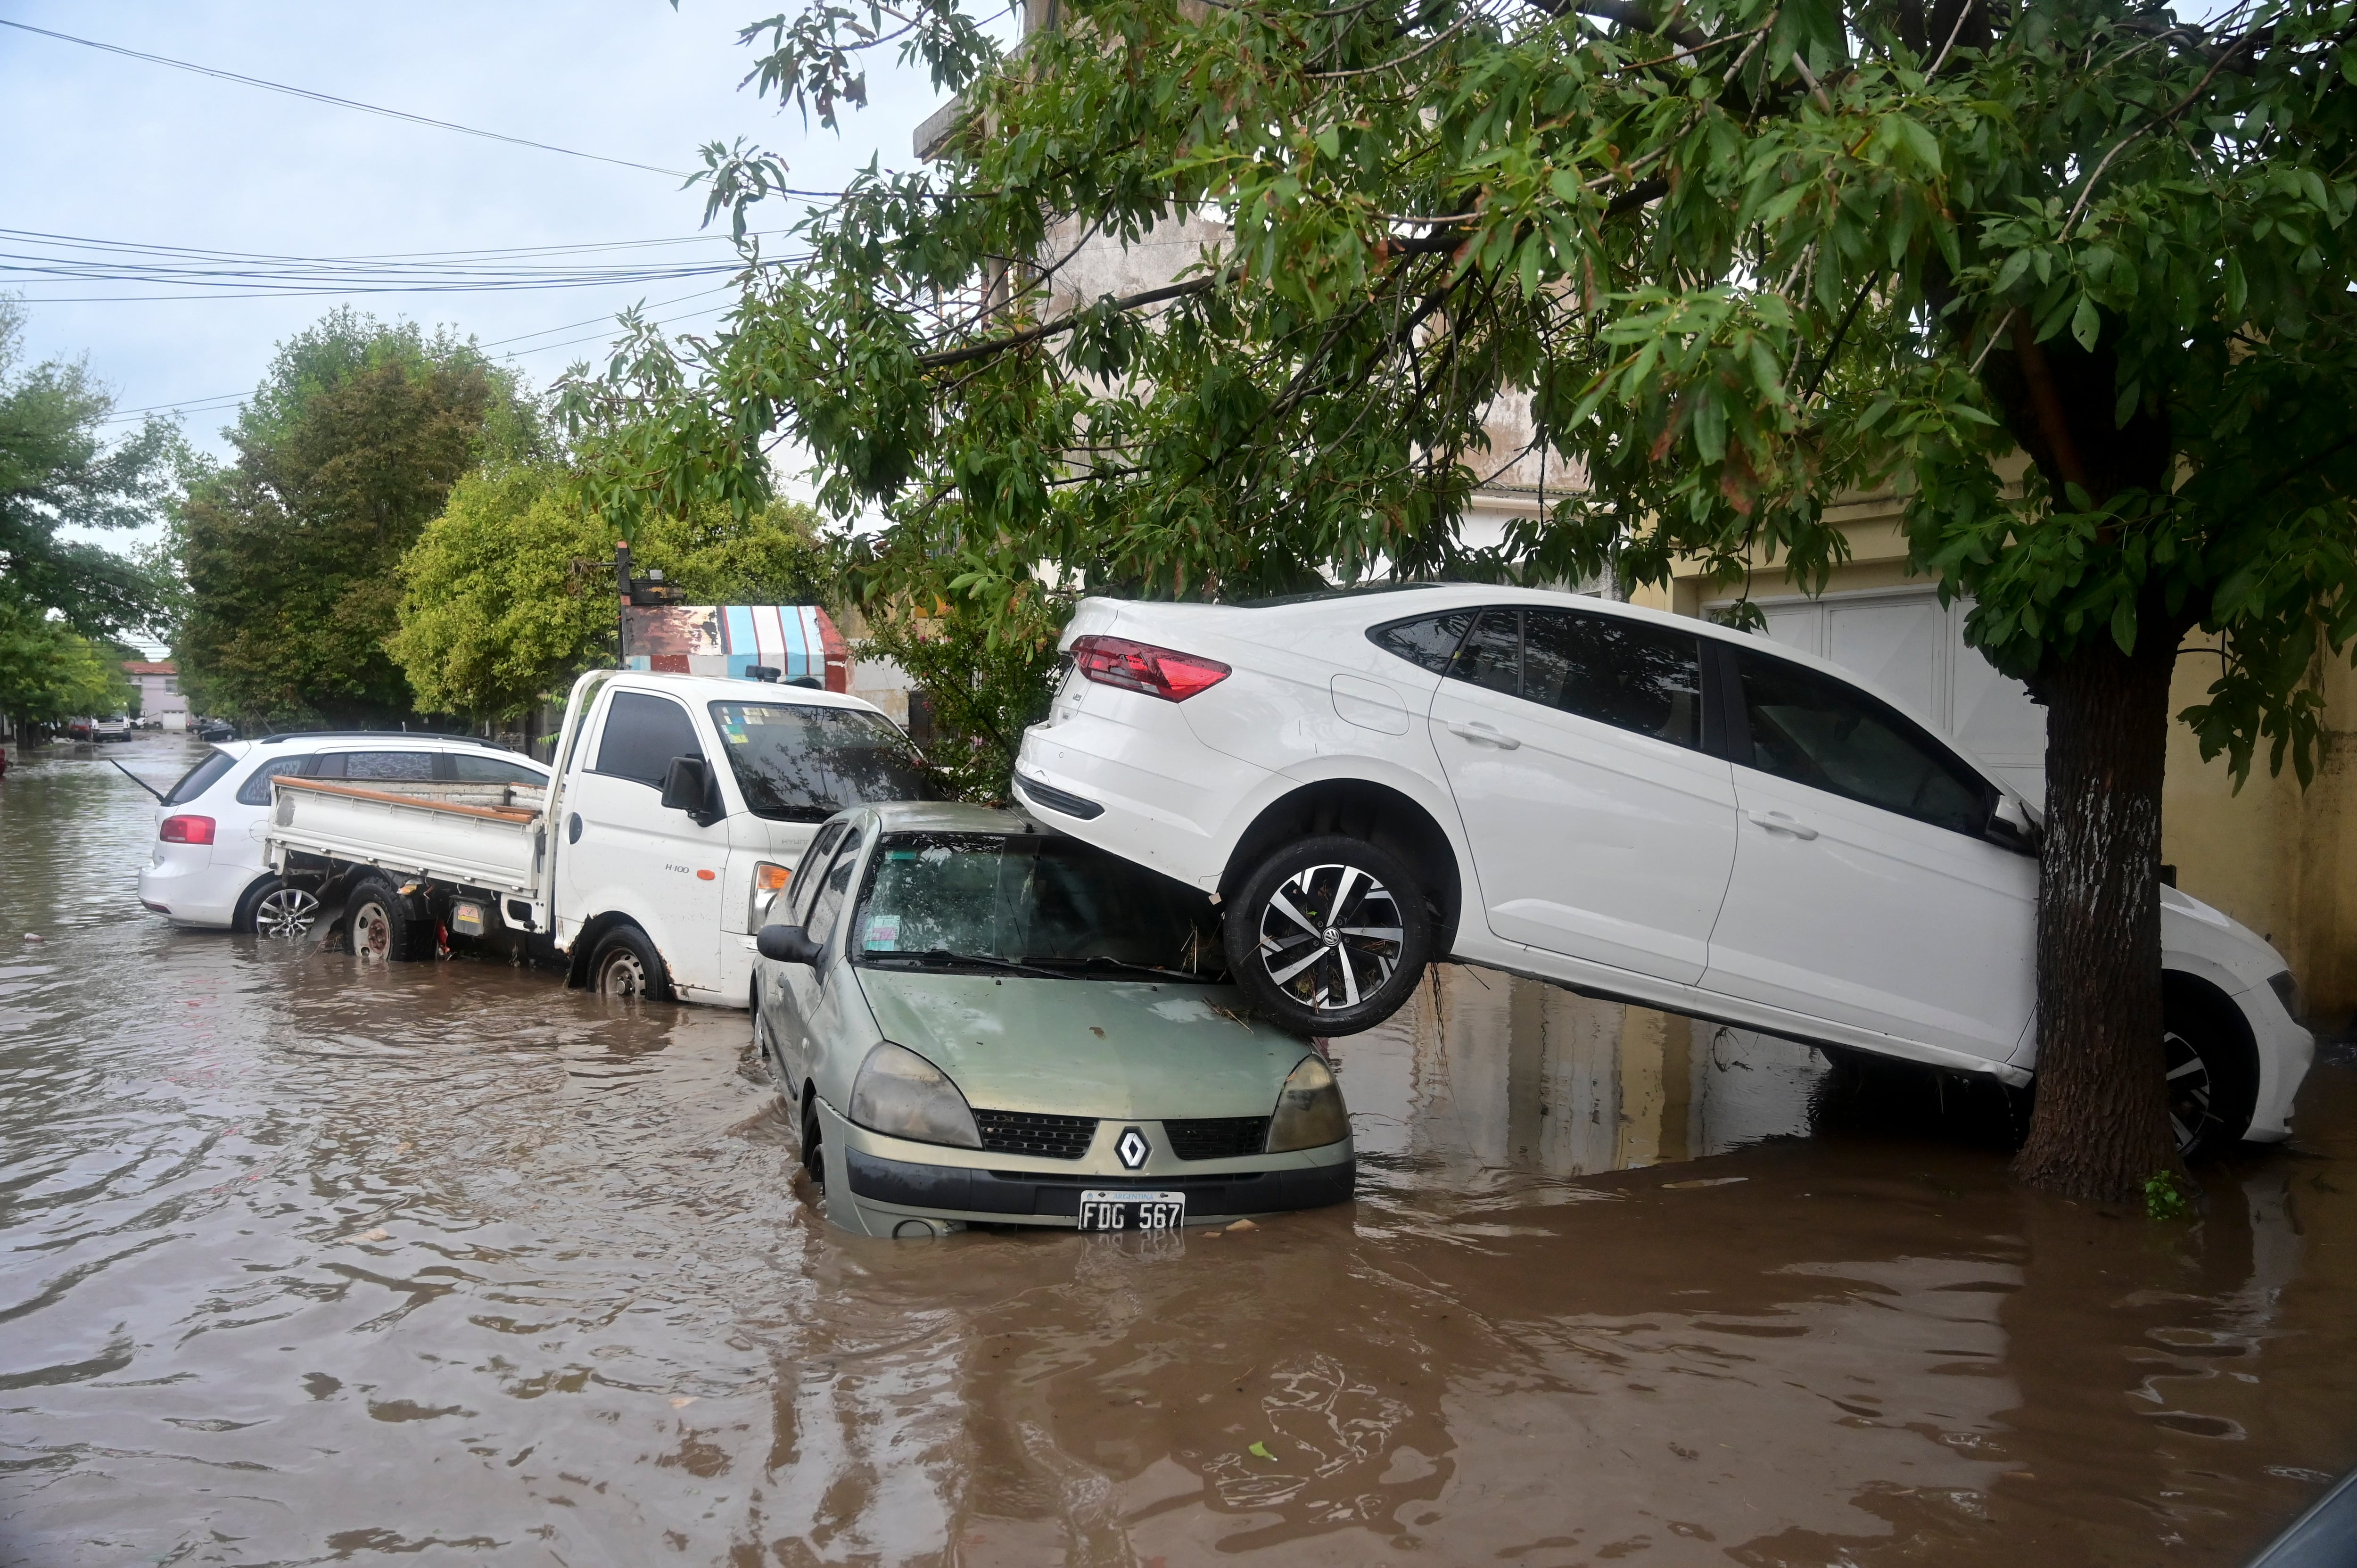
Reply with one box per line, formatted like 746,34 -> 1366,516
588,924 -> 672,1001
346,875 -> 433,963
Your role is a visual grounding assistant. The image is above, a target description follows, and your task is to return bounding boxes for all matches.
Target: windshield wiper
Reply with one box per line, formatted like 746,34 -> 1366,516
1023,956 -> 1223,983
863,949 -> 1072,980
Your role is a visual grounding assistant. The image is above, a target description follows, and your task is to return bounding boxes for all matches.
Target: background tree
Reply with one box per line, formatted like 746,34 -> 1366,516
390,460 -> 837,722
177,309 -> 545,728
578,0 -> 2357,1199
0,296 -> 178,730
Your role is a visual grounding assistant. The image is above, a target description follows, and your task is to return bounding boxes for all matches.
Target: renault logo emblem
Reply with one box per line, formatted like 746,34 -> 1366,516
1115,1126 -> 1150,1170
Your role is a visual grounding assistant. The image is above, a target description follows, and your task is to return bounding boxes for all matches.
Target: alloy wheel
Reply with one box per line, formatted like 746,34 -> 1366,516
2164,1026 -> 2217,1156
1254,861 -> 1407,1015
254,886 -> 321,940
352,902 -> 393,962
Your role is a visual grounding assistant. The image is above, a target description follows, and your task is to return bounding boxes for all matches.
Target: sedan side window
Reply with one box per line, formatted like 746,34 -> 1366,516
1368,609 -> 1477,675
450,753 -> 545,785
1736,653 -> 1991,835
1447,608 -> 1522,697
790,822 -> 847,924
801,826 -> 865,948
321,751 -> 437,782
1523,610 -> 1703,749
593,693 -> 704,789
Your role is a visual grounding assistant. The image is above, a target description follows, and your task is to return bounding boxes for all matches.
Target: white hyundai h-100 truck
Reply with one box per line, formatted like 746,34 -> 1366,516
263,668 -> 929,1006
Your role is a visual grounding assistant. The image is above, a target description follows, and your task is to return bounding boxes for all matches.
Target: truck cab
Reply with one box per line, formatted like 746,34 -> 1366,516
544,671 -> 930,1005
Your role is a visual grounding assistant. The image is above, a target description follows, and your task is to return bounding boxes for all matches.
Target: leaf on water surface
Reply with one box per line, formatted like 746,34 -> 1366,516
670,1396 -> 699,1408
1248,1441 -> 1274,1460
357,1227 -> 390,1241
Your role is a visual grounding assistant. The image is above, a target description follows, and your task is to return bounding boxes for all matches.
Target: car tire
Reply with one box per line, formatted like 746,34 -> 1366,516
799,1092 -> 827,1189
347,875 -> 432,963
1224,833 -> 1431,1037
235,876 -> 323,939
588,924 -> 672,1002
2165,986 -> 2259,1160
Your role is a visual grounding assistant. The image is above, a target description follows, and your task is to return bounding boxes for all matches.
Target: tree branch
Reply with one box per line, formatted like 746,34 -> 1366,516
916,277 -> 1214,370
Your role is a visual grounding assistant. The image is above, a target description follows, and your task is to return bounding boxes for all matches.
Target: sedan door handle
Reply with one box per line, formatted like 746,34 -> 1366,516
1747,809 -> 1819,841
1445,721 -> 1521,750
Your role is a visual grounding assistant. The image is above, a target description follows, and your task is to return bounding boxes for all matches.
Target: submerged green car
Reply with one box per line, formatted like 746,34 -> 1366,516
753,802 -> 1355,1237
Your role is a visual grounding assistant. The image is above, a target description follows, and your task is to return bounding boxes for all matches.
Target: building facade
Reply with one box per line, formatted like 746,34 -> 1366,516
121,660 -> 189,730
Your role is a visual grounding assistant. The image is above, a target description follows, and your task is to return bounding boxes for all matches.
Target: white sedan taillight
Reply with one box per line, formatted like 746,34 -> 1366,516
1070,635 -> 1230,702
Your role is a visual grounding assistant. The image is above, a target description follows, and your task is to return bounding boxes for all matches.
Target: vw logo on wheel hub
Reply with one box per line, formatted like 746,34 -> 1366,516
1115,1126 -> 1151,1170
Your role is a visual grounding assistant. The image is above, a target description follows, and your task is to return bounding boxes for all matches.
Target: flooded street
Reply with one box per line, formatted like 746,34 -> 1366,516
3,737 -> 2353,1567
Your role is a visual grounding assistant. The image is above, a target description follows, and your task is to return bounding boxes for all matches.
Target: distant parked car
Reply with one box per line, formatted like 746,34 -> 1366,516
1013,584 -> 2315,1158
753,801 -> 1354,1237
137,734 -> 549,935
194,718 -> 236,742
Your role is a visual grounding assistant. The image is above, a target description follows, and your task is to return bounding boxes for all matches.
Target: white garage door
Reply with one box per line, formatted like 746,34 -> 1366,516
1709,588 -> 2048,803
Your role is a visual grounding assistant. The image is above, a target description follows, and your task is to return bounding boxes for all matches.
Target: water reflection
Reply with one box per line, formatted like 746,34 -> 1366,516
1,736 -> 2351,1567
1338,964 -> 1833,1182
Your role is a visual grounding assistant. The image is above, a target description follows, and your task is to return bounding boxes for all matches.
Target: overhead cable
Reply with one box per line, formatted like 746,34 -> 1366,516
0,18 -> 696,179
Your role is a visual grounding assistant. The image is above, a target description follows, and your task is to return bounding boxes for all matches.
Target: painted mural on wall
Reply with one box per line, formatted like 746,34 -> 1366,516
621,604 -> 849,691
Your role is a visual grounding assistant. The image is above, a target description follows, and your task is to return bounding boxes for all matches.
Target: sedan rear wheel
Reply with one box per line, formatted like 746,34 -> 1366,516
1225,834 -> 1430,1037
237,876 -> 322,939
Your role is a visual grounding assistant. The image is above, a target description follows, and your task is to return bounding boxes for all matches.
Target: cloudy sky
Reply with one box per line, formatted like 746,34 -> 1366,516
0,0 -> 976,464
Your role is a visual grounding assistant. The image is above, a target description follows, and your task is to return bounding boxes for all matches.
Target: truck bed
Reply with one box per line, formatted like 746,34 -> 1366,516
268,776 -> 546,897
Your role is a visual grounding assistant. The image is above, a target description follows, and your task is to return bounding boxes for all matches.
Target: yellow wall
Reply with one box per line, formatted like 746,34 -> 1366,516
1635,497 -> 2357,1026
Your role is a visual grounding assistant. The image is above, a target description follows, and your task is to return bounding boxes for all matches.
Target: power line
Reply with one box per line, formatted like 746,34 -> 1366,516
94,288 -> 749,426
0,18 -> 697,180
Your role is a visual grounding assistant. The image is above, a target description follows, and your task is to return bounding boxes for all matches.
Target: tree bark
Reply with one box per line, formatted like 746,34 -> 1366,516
2011,628 -> 2183,1200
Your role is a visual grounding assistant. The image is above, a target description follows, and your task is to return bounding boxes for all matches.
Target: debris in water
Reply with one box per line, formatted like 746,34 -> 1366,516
1226,1219 -> 1258,1232
1662,1177 -> 1748,1190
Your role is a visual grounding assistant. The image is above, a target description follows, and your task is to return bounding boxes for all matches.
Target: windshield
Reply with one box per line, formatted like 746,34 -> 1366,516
850,832 -> 1227,982
162,749 -> 238,806
708,701 -> 932,822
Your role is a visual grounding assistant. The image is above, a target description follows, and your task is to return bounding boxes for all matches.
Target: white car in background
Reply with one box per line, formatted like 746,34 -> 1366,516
138,734 -> 549,936
1013,584 -> 2316,1156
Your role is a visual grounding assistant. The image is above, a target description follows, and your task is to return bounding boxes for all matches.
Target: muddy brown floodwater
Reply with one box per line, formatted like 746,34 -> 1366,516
2,737 -> 2353,1568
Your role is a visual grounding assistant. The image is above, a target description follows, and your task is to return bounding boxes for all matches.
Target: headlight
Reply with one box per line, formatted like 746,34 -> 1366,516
849,1042 -> 981,1148
750,861 -> 791,929
1267,1053 -> 1350,1152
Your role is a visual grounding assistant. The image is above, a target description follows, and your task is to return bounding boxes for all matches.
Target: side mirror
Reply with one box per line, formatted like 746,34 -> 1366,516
659,755 -> 712,818
757,923 -> 824,966
1987,794 -> 2042,854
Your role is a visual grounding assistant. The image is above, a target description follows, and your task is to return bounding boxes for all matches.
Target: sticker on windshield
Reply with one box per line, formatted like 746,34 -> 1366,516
864,915 -> 902,951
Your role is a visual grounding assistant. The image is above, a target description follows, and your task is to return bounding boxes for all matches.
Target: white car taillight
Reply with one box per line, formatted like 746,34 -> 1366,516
1070,634 -> 1230,701
159,815 -> 216,845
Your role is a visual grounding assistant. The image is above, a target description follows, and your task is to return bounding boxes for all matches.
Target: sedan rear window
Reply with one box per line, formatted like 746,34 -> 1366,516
709,702 -> 931,822
851,832 -> 1224,982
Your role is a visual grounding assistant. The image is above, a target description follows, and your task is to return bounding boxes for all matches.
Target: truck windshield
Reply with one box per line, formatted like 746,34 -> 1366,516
850,832 -> 1227,982
708,702 -> 931,822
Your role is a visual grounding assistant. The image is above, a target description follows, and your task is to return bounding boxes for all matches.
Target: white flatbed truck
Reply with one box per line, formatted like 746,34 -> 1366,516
264,668 -> 929,1006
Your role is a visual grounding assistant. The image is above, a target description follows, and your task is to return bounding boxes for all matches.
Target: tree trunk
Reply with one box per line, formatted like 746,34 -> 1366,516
2012,631 -> 2182,1200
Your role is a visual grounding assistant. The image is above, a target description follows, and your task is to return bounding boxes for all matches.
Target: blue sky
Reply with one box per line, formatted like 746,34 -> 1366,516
0,1 -> 973,463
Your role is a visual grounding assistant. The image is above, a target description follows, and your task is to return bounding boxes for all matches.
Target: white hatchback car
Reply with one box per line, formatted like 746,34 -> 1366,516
1013,585 -> 2315,1155
138,734 -> 549,936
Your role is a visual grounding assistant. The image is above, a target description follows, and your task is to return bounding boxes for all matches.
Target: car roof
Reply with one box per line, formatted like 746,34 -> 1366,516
606,670 -> 884,714
217,734 -> 547,768
858,801 -> 1042,835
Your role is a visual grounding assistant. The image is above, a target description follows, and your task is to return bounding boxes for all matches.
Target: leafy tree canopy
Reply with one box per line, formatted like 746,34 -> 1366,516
0,594 -> 133,726
178,309 -> 547,727
0,296 -> 181,641
390,462 -> 836,721
585,0 -> 2357,1199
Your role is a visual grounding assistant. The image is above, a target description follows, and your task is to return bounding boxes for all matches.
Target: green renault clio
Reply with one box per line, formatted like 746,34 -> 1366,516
753,803 -> 1355,1237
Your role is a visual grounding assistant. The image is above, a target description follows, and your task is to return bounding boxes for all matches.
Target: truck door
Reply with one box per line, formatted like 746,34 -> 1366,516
556,687 -> 731,998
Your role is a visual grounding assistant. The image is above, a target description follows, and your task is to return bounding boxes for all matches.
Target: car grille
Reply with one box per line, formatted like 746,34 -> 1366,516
1163,1116 -> 1269,1160
973,1109 -> 1097,1160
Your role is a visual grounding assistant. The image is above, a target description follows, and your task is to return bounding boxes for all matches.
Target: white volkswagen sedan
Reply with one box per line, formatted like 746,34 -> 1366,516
138,734 -> 549,936
1013,585 -> 2315,1156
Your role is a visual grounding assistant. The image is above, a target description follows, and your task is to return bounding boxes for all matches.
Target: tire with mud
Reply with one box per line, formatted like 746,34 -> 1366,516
1222,833 -> 1431,1037
346,875 -> 432,963
236,875 -> 323,939
2164,981 -> 2259,1160
799,1091 -> 827,1189
587,924 -> 672,1001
